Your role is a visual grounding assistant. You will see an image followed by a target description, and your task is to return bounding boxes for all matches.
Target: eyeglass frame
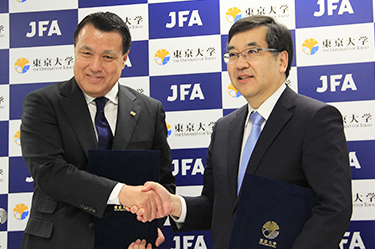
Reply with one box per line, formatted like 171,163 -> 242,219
222,47 -> 280,64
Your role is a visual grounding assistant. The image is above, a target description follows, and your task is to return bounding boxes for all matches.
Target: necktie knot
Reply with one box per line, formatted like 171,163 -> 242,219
94,97 -> 108,111
250,111 -> 264,126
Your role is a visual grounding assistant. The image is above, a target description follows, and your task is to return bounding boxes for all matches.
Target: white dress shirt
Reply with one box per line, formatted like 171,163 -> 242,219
83,82 -> 124,205
174,83 -> 287,224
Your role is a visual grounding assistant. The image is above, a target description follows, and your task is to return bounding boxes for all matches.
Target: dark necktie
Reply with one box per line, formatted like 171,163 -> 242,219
237,111 -> 264,195
94,97 -> 113,149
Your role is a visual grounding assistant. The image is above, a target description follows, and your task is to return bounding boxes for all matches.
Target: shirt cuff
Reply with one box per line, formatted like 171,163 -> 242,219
107,183 -> 125,205
171,195 -> 187,224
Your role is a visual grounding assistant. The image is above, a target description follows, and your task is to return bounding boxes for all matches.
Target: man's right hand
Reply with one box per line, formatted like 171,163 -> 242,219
127,181 -> 183,223
118,185 -> 164,222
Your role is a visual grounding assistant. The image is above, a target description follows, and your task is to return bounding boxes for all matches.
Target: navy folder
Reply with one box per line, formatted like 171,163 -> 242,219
88,149 -> 160,249
228,173 -> 316,249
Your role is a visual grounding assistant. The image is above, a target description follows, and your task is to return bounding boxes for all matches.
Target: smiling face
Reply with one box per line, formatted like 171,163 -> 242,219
73,24 -> 128,98
227,26 -> 288,109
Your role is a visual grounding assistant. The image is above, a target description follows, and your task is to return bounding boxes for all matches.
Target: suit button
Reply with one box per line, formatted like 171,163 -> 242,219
89,222 -> 94,229
81,203 -> 89,210
92,208 -> 97,214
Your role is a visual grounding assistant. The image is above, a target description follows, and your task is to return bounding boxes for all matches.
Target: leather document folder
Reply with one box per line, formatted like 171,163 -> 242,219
88,149 -> 160,249
228,173 -> 316,249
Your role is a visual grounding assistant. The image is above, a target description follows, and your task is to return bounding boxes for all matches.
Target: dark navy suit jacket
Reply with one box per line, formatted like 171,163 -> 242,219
20,77 -> 175,248
172,86 -> 352,249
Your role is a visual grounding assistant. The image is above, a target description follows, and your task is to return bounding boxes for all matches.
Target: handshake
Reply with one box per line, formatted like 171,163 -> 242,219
118,181 -> 182,223
119,182 -> 182,248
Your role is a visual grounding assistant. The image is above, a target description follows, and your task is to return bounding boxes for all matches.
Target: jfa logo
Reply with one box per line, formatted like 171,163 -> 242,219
167,84 -> 205,102
349,151 -> 361,169
340,231 -> 365,249
172,158 -> 205,176
314,0 -> 354,17
172,235 -> 208,249
166,10 -> 203,28
125,56 -> 132,68
316,74 -> 357,93
26,20 -> 62,38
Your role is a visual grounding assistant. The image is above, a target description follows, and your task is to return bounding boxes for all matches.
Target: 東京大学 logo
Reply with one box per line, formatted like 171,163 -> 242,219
13,203 -> 29,220
302,38 -> 319,55
14,130 -> 21,146
228,83 -> 241,98
14,58 -> 30,74
166,123 -> 172,138
226,7 -> 242,23
262,221 -> 280,239
259,221 -> 280,248
154,49 -> 170,65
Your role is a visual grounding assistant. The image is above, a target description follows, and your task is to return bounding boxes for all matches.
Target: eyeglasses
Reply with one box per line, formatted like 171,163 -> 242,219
223,47 -> 279,64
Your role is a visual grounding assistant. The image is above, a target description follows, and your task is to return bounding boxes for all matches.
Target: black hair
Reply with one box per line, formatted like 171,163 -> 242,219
74,11 -> 131,55
227,15 -> 293,78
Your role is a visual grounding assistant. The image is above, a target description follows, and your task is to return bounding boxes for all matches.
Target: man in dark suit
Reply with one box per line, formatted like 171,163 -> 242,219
20,12 -> 175,248
131,15 -> 352,249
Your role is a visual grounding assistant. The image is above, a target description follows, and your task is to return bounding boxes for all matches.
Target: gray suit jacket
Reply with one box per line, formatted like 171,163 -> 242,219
173,86 -> 352,249
20,77 -> 175,248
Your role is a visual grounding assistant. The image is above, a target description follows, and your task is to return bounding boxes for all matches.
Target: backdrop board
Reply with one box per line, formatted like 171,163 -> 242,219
0,0 -> 374,248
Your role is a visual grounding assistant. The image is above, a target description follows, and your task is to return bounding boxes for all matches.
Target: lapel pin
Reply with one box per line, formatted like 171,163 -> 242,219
130,111 -> 136,116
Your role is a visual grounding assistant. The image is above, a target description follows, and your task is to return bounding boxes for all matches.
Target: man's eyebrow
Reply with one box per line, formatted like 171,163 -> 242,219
103,50 -> 116,55
78,45 -> 93,51
227,42 -> 260,51
227,45 -> 235,51
77,46 -> 116,55
247,42 -> 259,47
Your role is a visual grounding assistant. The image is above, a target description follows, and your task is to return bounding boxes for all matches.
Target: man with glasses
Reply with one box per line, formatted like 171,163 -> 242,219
130,15 -> 352,249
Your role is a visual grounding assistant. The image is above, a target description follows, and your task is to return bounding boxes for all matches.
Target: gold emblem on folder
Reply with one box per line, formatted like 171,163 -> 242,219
259,221 -> 279,248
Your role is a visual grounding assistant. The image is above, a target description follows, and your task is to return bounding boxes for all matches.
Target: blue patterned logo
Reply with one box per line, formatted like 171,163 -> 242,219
13,203 -> 29,221
228,83 -> 241,98
154,49 -> 171,65
226,7 -> 242,23
302,38 -> 319,55
14,58 -> 30,74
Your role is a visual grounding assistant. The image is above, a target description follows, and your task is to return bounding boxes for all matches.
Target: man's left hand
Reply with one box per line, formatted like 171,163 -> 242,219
127,228 -> 165,249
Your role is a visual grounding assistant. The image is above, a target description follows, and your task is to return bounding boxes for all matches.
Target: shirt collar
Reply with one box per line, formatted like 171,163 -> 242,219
245,83 -> 286,124
83,82 -> 119,105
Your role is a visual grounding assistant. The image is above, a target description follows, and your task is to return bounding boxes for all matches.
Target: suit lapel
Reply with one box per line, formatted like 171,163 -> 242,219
227,105 -> 248,204
246,86 -> 296,175
233,87 -> 297,211
58,78 -> 98,159
112,85 -> 141,150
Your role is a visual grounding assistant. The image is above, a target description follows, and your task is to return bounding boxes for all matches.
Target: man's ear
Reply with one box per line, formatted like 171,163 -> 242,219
122,51 -> 129,69
278,50 -> 288,74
